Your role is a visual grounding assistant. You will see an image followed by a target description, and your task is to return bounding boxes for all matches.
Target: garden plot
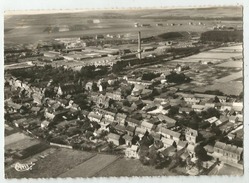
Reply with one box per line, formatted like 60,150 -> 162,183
95,158 -> 178,177
5,148 -> 96,178
5,138 -> 41,152
59,154 -> 119,178
216,71 -> 242,82
5,132 -> 30,146
216,61 -> 242,68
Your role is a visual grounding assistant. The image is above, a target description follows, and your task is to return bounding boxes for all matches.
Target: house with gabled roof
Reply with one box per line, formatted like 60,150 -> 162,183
215,115 -> 229,126
125,145 -> 139,159
114,124 -> 126,135
115,113 -> 127,125
205,116 -> 218,124
179,107 -> 192,114
140,120 -> 154,132
88,112 -> 103,122
192,104 -> 206,112
96,94 -> 110,108
158,127 -> 181,143
157,114 -> 176,124
177,141 -> 188,151
107,133 -> 121,146
161,137 -> 176,148
123,134 -> 133,146
185,128 -> 198,145
135,126 -> 147,139
126,117 -> 141,127
126,125 -> 136,136
229,115 -> 238,123
212,141 -> 243,163
160,145 -> 177,158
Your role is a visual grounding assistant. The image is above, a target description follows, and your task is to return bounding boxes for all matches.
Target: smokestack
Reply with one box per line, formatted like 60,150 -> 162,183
137,31 -> 141,59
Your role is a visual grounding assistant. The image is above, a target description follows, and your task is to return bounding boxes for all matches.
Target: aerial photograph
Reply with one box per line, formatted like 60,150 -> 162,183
4,6 -> 243,178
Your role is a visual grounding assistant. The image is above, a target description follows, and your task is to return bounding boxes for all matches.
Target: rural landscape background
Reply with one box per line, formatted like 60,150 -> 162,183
4,6 -> 243,178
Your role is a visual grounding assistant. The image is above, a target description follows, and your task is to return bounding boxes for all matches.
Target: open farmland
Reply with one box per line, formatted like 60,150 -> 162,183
5,137 -> 41,152
208,164 -> 243,176
193,81 -> 243,96
216,71 -> 242,82
5,132 -> 30,146
216,60 -> 242,68
4,125 -> 18,137
5,148 -> 96,178
59,154 -> 119,178
4,7 -> 242,44
185,52 -> 241,60
95,157 -> 178,177
170,44 -> 243,63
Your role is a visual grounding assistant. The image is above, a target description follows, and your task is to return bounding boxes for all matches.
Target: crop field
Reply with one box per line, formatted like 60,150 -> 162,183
212,44 -> 243,51
216,61 -> 242,68
5,132 -> 30,146
59,154 -> 119,178
95,157 -> 178,177
216,71 -> 242,82
213,164 -> 243,176
5,148 -> 96,178
193,81 -> 243,96
4,125 -> 18,137
4,6 -> 242,44
170,44 -> 242,64
5,137 -> 41,152
183,52 -> 241,60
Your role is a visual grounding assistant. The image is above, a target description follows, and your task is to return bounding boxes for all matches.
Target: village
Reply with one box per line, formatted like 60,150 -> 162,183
4,8 -> 244,177
4,43 -> 243,176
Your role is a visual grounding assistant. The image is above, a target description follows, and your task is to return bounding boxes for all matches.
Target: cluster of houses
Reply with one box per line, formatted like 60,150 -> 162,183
4,63 -> 243,173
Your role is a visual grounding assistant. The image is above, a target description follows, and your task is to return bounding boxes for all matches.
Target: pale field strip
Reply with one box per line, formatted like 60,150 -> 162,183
216,61 -> 242,68
59,154 -> 119,178
5,132 -> 31,146
185,52 -> 242,59
95,158 -> 177,177
216,71 -> 242,82
194,81 -> 243,96
5,148 -> 96,178
5,137 -> 41,151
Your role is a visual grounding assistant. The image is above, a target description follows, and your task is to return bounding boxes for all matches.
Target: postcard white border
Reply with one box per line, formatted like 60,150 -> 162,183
0,0 -> 248,183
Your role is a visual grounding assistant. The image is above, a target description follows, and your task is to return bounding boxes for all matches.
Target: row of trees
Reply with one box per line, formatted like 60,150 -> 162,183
166,72 -> 191,84
201,30 -> 243,42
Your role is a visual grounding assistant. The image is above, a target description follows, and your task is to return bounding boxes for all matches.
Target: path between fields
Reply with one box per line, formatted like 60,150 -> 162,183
58,154 -> 120,178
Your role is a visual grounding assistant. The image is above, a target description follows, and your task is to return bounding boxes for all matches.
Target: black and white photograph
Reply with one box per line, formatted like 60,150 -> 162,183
3,3 -> 245,179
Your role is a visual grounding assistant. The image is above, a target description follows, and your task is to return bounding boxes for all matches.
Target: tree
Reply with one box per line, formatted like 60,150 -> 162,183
148,146 -> 158,166
92,83 -> 99,92
194,145 -> 209,161
168,106 -> 179,117
141,72 -> 160,81
206,108 -> 220,118
108,141 -> 115,153
112,63 -> 122,73
166,72 -> 191,84
214,96 -> 220,103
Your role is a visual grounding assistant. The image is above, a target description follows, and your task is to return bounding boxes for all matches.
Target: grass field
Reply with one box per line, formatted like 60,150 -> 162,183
193,81 -> 242,96
184,52 -> 241,60
216,61 -> 242,68
216,71 -> 242,82
213,164 -> 243,176
59,154 -> 119,178
5,148 -> 96,178
5,132 -> 30,146
5,137 -> 41,152
4,125 -> 18,137
4,7 -> 242,44
95,157 -> 177,177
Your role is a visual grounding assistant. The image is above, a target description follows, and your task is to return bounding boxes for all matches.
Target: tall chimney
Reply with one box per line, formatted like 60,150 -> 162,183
137,31 -> 141,59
